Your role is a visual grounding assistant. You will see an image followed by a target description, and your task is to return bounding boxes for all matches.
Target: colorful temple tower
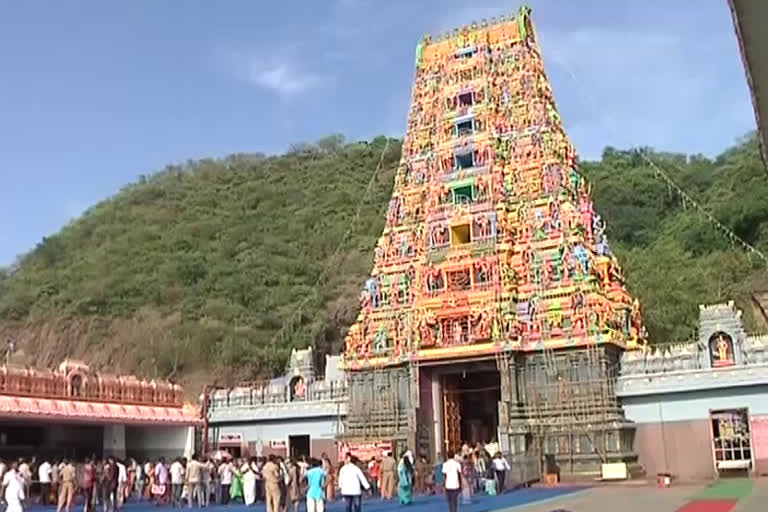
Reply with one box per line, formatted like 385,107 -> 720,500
341,7 -> 645,476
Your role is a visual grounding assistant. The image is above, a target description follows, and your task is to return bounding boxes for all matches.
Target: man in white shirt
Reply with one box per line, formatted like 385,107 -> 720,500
38,459 -> 52,505
338,453 -> 370,512
154,459 -> 169,504
170,458 -> 185,507
185,455 -> 203,509
0,459 -> 7,505
442,451 -> 462,512
200,458 -> 212,507
491,453 -> 510,494
17,460 -> 31,504
3,462 -> 24,512
217,461 -> 233,505
116,460 -> 127,509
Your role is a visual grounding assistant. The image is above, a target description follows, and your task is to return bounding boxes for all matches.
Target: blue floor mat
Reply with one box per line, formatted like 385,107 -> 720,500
31,487 -> 585,512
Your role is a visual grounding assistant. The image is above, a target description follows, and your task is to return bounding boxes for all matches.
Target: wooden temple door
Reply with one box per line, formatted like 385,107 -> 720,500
443,377 -> 461,457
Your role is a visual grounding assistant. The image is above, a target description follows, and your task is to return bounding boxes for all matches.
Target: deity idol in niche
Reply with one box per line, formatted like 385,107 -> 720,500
709,332 -> 735,367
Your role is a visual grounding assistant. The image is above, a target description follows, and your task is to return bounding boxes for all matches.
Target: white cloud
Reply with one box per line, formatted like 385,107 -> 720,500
248,62 -> 322,98
535,26 -> 752,158
213,45 -> 326,100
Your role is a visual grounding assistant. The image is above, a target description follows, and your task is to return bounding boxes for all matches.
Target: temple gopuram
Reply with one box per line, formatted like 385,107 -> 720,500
0,360 -> 199,460
340,6 -> 645,476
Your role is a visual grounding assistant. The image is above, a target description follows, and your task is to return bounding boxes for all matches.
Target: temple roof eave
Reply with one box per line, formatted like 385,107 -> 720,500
0,394 -> 201,426
208,401 -> 347,424
616,363 -> 768,398
728,0 -> 768,168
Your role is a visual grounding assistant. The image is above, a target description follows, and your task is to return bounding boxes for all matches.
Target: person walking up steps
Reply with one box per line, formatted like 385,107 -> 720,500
338,454 -> 369,512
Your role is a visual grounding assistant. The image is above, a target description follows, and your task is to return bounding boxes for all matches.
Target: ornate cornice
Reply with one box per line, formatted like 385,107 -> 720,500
617,363 -> 768,397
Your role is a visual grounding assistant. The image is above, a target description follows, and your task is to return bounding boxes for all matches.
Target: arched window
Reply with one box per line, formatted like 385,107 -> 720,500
290,376 -> 306,401
709,332 -> 735,367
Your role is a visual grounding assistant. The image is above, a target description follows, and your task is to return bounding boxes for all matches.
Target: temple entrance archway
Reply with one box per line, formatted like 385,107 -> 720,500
436,359 -> 501,457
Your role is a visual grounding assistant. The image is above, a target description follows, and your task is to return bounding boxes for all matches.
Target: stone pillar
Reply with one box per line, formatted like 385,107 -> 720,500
431,376 -> 442,460
103,425 -> 126,459
509,358 -> 519,405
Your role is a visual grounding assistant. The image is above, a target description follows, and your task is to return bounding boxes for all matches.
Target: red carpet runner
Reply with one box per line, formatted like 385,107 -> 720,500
674,479 -> 754,512
674,500 -> 738,512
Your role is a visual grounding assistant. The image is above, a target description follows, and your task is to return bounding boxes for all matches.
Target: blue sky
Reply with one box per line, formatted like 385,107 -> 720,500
0,0 -> 756,265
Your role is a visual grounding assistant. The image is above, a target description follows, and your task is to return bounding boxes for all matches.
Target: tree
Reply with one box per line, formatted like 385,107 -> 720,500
0,134 -> 765,390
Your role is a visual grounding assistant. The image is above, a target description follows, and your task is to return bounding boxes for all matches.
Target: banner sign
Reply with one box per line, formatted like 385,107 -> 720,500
337,441 -> 392,462
218,433 -> 243,445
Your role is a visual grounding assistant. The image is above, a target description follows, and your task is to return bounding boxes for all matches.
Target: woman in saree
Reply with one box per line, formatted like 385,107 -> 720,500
460,454 -> 474,504
242,458 -> 257,506
230,462 -> 244,504
145,462 -> 155,501
396,454 -> 413,505
321,454 -> 335,502
285,458 -> 301,512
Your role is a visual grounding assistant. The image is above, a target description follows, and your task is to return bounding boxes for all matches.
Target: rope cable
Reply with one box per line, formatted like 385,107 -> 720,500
635,149 -> 767,264
553,58 -> 768,266
269,138 -> 394,350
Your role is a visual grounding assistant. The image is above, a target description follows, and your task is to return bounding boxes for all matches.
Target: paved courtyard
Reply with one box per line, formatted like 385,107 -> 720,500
26,479 -> 768,512
509,478 -> 768,512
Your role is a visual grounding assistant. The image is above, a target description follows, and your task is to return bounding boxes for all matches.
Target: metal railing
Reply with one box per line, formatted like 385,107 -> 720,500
209,380 -> 349,410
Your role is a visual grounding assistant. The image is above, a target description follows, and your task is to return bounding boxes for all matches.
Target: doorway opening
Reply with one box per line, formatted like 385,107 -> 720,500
442,364 -> 500,457
289,435 -> 310,459
710,409 -> 752,474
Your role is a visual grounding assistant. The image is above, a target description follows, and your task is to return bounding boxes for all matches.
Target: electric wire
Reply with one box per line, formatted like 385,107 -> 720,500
554,58 -> 768,267
269,138 -> 394,350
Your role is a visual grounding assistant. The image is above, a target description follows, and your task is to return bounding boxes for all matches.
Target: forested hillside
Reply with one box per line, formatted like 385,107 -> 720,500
0,134 -> 766,390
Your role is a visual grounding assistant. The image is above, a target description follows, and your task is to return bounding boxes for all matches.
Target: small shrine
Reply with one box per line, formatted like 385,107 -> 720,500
618,301 -> 768,480
206,348 -> 348,459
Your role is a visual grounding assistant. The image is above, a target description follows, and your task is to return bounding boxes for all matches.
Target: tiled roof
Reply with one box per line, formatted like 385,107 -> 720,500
0,394 -> 201,425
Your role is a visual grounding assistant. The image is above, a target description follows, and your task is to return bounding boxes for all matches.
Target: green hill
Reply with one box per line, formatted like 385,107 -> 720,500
0,134 -> 766,390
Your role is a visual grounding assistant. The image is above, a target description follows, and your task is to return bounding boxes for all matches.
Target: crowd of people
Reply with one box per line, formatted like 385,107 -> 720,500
0,444 -> 511,512
359,442 -> 511,512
